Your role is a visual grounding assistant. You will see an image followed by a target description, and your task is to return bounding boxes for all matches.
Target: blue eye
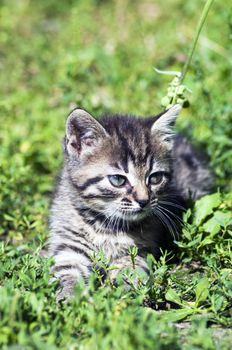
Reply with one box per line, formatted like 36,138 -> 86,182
149,172 -> 164,185
108,175 -> 127,187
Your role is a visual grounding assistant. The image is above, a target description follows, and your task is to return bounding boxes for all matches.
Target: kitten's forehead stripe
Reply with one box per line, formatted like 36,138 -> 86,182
110,162 -> 122,171
99,115 -> 159,173
76,176 -> 103,191
117,131 -> 131,173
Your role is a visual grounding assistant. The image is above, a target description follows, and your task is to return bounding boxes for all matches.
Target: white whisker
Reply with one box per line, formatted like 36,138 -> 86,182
158,204 -> 184,225
159,200 -> 186,211
153,206 -> 179,240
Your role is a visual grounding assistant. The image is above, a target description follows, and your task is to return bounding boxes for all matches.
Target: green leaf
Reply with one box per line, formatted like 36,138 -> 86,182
213,210 -> 232,227
202,217 -> 221,236
162,308 -> 193,322
199,237 -> 215,247
202,210 -> 231,235
3,214 -> 14,221
195,277 -> 209,307
194,193 -> 221,226
165,288 -> 183,305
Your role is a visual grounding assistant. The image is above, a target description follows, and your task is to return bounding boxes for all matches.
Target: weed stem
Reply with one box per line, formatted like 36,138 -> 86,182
181,0 -> 215,83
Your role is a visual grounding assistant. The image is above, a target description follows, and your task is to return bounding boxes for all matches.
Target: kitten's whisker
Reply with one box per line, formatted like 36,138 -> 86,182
114,214 -> 121,235
151,209 -> 170,234
160,208 -> 180,240
160,210 -> 180,240
160,193 -> 186,203
155,207 -> 179,240
159,200 -> 186,211
106,207 -> 120,233
95,206 -> 118,235
151,209 -> 175,239
110,206 -> 121,235
158,204 -> 184,225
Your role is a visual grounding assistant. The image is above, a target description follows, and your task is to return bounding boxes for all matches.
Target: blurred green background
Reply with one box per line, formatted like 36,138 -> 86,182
0,0 -> 231,348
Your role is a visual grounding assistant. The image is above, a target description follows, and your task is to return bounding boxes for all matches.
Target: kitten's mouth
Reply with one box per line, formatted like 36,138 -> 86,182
117,208 -> 148,221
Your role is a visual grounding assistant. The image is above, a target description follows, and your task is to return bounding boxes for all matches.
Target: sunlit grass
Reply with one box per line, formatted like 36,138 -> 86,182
0,0 -> 231,348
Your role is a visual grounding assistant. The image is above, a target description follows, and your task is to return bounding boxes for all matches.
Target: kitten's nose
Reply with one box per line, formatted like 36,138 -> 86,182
137,199 -> 149,208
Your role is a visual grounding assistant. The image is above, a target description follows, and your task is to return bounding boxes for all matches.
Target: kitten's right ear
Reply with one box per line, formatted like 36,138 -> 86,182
65,108 -> 108,158
151,104 -> 182,149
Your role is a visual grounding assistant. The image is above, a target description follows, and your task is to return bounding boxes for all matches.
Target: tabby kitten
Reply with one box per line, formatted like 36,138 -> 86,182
48,105 -> 212,299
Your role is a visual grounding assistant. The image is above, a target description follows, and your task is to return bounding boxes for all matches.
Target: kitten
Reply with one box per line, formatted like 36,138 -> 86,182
48,105 -> 213,299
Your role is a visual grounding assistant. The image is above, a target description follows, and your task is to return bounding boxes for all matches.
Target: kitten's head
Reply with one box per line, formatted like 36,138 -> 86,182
64,105 -> 182,223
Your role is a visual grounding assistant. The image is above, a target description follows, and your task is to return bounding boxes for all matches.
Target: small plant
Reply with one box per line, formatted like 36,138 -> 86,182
156,0 -> 215,109
128,246 -> 138,269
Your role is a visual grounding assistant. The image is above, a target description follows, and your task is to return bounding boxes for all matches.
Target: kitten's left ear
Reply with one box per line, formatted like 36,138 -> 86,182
65,108 -> 108,158
151,104 -> 182,148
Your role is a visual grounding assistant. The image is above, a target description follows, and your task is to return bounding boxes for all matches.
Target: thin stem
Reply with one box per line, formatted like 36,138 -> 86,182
180,0 -> 215,83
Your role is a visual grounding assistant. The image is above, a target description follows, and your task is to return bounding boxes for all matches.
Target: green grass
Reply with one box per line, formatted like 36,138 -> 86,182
0,0 -> 231,349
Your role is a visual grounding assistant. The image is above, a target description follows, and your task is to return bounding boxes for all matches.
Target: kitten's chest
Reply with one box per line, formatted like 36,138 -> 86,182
89,226 -> 157,260
90,232 -> 136,259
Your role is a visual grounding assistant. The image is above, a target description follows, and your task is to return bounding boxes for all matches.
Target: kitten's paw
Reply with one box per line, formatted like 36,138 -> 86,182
110,266 -> 149,292
109,255 -> 149,290
56,277 -> 77,301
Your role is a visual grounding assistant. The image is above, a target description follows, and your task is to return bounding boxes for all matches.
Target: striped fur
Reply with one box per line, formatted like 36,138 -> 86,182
48,105 -> 213,299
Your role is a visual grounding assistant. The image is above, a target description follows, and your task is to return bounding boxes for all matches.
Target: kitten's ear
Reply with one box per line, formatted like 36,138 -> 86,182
65,108 -> 108,158
151,104 -> 182,149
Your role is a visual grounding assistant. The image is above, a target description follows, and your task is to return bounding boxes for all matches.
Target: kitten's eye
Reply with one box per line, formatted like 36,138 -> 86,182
149,172 -> 164,185
108,175 -> 127,187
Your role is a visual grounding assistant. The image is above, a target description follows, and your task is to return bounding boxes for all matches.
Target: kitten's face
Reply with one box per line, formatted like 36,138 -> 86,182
70,150 -> 171,222
65,106 -> 181,223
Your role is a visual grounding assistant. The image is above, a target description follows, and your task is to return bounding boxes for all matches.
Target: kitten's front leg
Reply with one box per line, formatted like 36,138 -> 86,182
109,255 -> 149,287
51,243 -> 93,300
